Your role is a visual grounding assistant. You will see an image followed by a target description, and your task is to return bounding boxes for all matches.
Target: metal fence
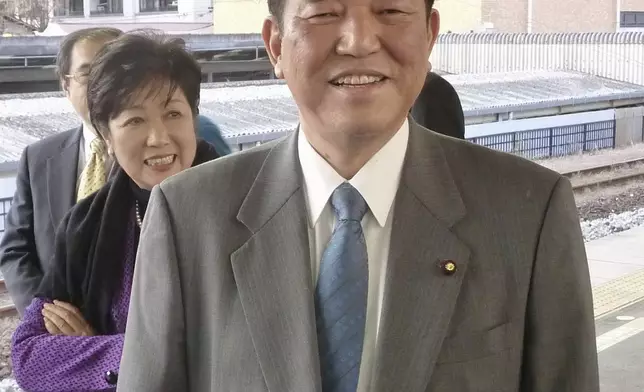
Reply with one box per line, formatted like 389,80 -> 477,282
226,118 -> 616,161
0,197 -> 12,235
431,32 -> 644,86
469,120 -> 615,159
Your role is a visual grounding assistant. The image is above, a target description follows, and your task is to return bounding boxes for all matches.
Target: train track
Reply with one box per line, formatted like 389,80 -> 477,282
565,157 -> 644,193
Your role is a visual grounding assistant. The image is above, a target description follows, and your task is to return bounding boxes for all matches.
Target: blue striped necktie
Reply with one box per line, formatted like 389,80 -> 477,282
315,183 -> 369,392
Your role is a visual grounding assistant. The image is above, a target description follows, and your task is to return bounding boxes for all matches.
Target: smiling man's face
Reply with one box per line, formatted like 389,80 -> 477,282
263,0 -> 439,141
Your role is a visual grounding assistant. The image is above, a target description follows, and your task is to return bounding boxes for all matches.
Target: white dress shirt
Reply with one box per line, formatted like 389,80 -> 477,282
298,119 -> 409,392
77,122 -> 97,179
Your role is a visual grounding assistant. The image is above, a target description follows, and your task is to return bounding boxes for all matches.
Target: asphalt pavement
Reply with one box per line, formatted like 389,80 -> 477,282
597,297 -> 644,391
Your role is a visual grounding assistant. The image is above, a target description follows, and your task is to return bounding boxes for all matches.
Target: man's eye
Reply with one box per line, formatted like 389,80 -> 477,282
310,12 -> 338,19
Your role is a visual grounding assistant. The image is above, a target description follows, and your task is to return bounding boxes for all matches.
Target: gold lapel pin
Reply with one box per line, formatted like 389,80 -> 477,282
439,259 -> 457,275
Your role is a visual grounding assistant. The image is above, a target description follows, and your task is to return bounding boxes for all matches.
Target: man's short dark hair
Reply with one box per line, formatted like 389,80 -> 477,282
267,0 -> 436,25
87,30 -> 202,138
56,27 -> 122,80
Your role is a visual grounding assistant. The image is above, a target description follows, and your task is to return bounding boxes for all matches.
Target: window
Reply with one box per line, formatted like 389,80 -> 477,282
620,12 -> 644,28
91,0 -> 123,15
139,0 -> 178,13
53,0 -> 84,17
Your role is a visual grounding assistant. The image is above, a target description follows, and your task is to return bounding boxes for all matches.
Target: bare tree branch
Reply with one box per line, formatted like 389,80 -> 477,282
3,0 -> 50,32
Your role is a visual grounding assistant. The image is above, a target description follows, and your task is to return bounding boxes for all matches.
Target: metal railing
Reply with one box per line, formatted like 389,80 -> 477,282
468,120 -> 615,160
0,46 -> 268,68
224,119 -> 617,162
431,32 -> 644,85
0,197 -> 12,235
0,59 -> 274,85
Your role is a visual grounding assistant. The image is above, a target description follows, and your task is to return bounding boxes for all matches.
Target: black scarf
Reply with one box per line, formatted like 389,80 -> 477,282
36,139 -> 220,334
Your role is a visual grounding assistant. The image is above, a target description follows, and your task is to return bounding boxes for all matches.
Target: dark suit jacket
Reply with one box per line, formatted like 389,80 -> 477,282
0,127 -> 81,314
410,72 -> 465,140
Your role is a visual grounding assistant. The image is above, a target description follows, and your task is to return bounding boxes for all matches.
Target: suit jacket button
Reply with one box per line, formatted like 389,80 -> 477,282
105,370 -> 118,385
440,259 -> 457,275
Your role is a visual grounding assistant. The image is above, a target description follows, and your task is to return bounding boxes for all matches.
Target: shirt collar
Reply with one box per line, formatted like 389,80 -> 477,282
82,122 -> 98,158
298,119 -> 409,228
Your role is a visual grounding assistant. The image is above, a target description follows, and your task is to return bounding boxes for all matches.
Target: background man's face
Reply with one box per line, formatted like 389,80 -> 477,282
265,0 -> 439,140
63,39 -> 106,127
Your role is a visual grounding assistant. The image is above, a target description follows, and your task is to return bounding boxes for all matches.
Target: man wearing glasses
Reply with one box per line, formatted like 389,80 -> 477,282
0,27 -> 122,314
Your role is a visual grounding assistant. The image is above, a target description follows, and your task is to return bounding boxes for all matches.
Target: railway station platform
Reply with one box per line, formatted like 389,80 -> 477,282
590,225 -> 644,318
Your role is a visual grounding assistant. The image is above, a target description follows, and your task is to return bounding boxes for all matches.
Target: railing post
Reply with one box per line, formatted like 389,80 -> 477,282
582,123 -> 588,151
512,131 -> 517,153
549,128 -> 553,157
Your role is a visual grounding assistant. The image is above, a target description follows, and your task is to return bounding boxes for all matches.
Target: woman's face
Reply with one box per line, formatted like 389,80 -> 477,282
106,83 -> 197,190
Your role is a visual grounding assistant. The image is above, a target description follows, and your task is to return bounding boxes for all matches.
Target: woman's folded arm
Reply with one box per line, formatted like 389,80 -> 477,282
12,297 -> 124,392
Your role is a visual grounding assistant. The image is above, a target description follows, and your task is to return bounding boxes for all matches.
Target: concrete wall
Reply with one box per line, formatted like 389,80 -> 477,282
435,0 -> 484,33
615,106 -> 644,147
482,0 -> 527,33
622,0 -> 644,12
479,0 -> 620,33
212,0 -> 268,34
533,0 -> 616,32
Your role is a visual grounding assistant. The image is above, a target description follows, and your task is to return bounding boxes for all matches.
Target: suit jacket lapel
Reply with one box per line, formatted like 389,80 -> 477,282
47,126 -> 82,228
231,131 -> 322,392
373,120 -> 471,392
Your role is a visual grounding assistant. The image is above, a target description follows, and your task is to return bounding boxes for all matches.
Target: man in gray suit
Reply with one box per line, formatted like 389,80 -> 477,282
119,0 -> 599,390
0,27 -> 121,314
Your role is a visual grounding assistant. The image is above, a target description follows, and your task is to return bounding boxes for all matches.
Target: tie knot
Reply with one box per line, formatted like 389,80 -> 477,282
90,138 -> 106,155
330,183 -> 367,222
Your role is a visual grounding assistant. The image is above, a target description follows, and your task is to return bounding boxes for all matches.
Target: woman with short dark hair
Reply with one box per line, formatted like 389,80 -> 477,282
11,31 -> 221,392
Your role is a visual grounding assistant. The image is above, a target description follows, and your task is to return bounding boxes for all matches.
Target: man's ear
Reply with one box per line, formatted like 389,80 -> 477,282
104,136 -> 114,156
262,16 -> 284,79
61,77 -> 71,97
426,8 -> 440,54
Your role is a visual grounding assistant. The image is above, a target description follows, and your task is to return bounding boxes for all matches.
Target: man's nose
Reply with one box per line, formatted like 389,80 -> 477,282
336,10 -> 382,57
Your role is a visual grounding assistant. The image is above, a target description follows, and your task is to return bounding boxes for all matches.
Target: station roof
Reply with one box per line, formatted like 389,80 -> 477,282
1,70 -> 643,167
450,70 -> 644,117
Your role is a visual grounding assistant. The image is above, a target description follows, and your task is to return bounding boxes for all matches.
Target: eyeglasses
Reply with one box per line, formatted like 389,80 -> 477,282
64,71 -> 89,84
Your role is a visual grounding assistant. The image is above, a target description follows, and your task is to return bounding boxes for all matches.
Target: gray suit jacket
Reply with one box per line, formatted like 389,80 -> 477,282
0,127 -> 82,314
119,120 -> 599,392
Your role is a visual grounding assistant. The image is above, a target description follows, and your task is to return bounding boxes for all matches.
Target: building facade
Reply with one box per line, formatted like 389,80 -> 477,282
211,0 -> 267,34
4,0 -> 644,36
43,0 -> 213,35
480,0 -> 644,33
208,0 -> 644,35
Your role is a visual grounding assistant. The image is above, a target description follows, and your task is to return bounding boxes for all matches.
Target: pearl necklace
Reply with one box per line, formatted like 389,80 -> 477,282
135,200 -> 143,228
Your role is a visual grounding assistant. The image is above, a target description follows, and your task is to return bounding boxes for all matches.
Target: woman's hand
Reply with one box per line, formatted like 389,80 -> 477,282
42,300 -> 96,337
